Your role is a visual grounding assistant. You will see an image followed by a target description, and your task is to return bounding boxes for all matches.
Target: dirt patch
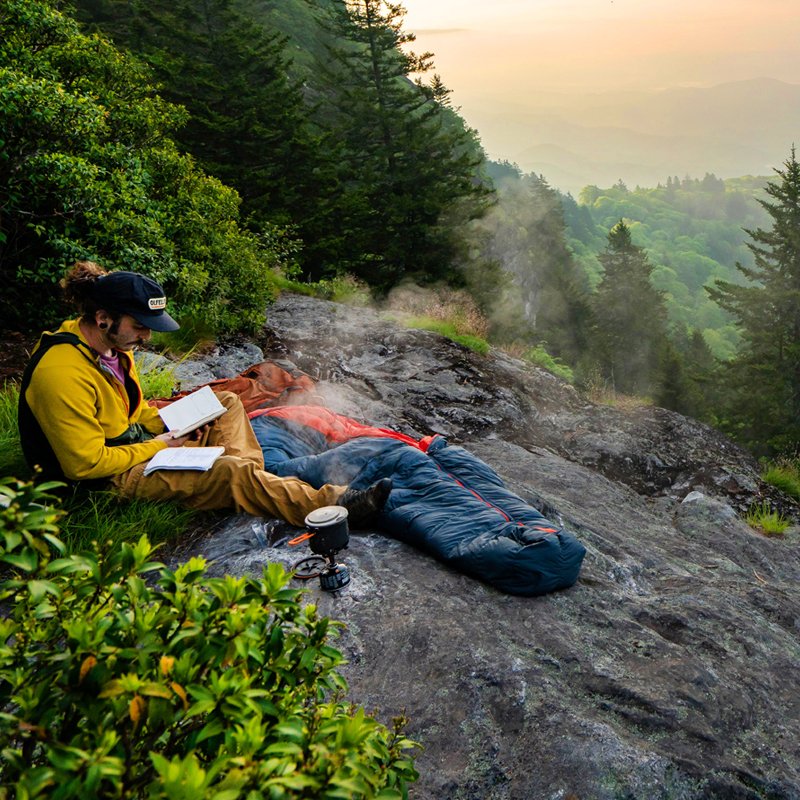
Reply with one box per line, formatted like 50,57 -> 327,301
0,330 -> 37,382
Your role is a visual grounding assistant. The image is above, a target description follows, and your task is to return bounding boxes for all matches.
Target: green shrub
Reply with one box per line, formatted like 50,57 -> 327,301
0,478 -> 420,799
312,275 -> 372,306
745,500 -> 789,537
274,275 -> 372,307
523,345 -> 574,383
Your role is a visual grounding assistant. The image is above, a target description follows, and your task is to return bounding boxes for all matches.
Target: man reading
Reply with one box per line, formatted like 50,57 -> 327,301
19,261 -> 390,527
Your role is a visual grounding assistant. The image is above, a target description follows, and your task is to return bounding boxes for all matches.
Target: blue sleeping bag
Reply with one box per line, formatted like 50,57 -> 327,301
251,414 -> 585,596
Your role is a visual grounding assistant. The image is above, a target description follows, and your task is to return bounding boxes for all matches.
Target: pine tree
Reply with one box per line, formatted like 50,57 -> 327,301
591,221 -> 670,395
654,329 -> 718,420
526,176 -> 592,363
313,0 -> 490,288
71,0 -> 326,231
655,341 -> 690,413
707,148 -> 800,453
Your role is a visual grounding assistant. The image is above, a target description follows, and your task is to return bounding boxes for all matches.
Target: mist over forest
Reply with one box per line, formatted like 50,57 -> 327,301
2,0 -> 800,460
470,79 -> 800,195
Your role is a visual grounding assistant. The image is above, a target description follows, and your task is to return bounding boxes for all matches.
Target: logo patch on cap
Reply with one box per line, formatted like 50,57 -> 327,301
148,297 -> 167,310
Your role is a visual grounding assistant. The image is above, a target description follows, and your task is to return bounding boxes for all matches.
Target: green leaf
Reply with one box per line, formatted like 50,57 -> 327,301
27,579 -> 60,603
2,550 -> 38,572
140,682 -> 173,699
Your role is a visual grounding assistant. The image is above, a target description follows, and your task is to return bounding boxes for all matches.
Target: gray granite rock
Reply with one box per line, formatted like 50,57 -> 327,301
170,360 -> 217,391
258,293 -> 795,519
199,343 -> 265,380
133,350 -> 171,374
163,293 -> 800,800
162,343 -> 265,390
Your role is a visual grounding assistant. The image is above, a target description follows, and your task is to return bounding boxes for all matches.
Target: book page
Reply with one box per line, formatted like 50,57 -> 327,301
143,446 -> 225,476
158,385 -> 226,436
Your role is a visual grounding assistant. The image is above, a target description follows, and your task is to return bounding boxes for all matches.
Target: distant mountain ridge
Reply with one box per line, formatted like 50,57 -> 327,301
467,78 -> 800,193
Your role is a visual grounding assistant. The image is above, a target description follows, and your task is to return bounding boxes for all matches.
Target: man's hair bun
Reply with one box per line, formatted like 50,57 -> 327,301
61,261 -> 108,309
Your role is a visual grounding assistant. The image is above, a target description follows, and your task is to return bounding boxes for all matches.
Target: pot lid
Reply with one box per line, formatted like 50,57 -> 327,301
305,505 -> 349,527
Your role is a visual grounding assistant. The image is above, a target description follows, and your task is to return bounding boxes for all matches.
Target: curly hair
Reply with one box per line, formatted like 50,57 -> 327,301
60,261 -> 121,327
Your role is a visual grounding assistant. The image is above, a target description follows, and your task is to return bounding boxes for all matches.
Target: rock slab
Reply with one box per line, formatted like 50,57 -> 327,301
173,294 -> 800,800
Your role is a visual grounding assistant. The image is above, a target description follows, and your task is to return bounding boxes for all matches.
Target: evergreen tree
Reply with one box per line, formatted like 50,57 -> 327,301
313,0 -> 491,288
654,341 -> 690,413
591,221 -> 670,395
686,328 -> 716,376
71,0 -> 328,231
526,176 -> 592,363
707,148 -> 800,453
654,328 -> 718,420
477,174 -> 592,358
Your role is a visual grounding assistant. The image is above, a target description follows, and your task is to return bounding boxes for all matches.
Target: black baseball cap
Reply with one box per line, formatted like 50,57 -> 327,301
91,272 -> 180,332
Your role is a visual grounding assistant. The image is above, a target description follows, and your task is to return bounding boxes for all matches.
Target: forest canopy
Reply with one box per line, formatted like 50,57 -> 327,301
561,175 -> 771,360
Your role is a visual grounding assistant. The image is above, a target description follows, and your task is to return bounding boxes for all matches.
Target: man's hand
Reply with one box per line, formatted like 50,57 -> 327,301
155,431 -> 194,448
154,423 -> 214,448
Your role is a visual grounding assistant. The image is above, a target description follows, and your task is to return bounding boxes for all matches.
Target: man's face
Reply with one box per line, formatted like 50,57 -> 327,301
106,314 -> 152,351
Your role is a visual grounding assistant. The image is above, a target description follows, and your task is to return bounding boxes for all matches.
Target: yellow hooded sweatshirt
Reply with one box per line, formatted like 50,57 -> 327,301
23,319 -> 168,481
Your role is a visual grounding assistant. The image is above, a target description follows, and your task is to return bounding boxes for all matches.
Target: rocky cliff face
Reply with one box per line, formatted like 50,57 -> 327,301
168,294 -> 800,800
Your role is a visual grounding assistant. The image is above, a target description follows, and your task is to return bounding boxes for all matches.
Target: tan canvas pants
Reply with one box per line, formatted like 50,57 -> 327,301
111,392 -> 346,526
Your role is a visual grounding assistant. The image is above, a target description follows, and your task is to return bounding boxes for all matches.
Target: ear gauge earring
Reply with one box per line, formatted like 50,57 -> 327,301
98,322 -> 108,330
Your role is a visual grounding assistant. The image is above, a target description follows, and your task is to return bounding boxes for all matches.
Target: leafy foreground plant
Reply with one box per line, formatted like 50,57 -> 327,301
0,479 -> 420,799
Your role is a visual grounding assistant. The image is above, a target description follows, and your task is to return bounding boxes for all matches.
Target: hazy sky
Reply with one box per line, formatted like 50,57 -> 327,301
400,0 -> 800,102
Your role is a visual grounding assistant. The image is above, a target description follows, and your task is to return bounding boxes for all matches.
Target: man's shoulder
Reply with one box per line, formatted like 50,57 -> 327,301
32,320 -> 91,358
28,322 -> 97,383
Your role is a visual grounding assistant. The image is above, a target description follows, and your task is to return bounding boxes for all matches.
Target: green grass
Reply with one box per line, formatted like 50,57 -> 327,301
277,279 -> 494,354
523,345 -> 574,382
405,317 -> 491,355
0,382 -> 28,479
762,461 -> 800,501
1,365 -> 198,554
745,501 -> 789,537
150,314 -> 215,355
274,273 -> 372,306
138,358 -> 178,400
58,488 -> 198,554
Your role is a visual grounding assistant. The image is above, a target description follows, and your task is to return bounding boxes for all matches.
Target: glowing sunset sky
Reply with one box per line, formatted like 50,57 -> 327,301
400,0 -> 800,128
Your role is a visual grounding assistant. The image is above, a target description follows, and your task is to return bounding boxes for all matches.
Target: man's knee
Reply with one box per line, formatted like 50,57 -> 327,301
208,455 -> 252,480
215,391 -> 244,412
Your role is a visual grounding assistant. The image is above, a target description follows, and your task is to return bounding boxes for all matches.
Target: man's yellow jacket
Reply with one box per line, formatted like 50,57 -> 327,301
21,319 -> 168,481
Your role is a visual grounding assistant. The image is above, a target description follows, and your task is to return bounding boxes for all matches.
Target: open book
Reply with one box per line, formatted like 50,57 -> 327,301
157,385 -> 227,439
143,446 -> 225,476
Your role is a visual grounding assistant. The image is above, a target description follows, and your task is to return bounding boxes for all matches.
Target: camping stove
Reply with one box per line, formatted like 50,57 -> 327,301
289,506 -> 351,592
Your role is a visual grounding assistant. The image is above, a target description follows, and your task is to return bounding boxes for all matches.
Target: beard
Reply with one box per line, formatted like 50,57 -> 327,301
106,321 -> 147,351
